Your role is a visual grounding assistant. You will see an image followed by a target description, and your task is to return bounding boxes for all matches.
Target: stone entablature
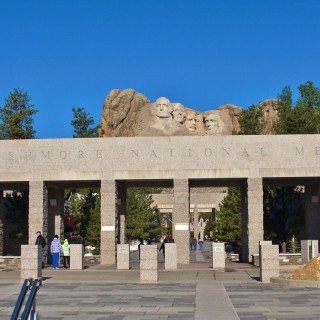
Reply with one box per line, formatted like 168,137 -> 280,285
0,135 -> 320,180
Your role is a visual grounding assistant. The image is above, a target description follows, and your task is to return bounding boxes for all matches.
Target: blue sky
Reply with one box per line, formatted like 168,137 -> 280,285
1,0 -> 320,139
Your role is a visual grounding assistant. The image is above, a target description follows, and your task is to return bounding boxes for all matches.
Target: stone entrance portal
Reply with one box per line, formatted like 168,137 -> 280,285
0,134 -> 319,263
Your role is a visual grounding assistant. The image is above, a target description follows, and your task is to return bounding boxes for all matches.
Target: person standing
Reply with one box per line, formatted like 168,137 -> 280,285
62,238 -> 70,268
50,235 -> 63,269
35,231 -> 46,269
198,238 -> 204,251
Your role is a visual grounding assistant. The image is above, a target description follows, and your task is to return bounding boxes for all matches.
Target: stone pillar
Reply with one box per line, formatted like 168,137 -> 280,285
240,181 -> 248,262
0,218 -> 3,256
212,242 -> 225,269
259,241 -> 279,283
120,215 -> 126,244
242,178 -> 264,263
301,240 -> 319,264
100,180 -> 117,264
117,244 -> 129,270
305,184 -> 320,246
140,245 -> 158,282
28,181 -> 48,245
193,204 -> 199,243
70,244 -> 84,270
117,183 -> 127,245
0,192 -> 3,256
48,187 -> 65,239
165,243 -> 177,270
21,245 -> 41,282
172,179 -> 190,264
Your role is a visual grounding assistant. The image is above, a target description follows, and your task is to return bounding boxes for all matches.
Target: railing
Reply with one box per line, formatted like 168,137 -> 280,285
10,277 -> 42,320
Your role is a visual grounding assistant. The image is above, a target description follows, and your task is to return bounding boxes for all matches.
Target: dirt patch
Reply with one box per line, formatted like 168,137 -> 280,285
289,255 -> 320,281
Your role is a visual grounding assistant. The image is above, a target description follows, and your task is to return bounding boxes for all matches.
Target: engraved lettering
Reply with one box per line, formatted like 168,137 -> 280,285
23,152 -> 32,160
60,151 -> 67,159
78,150 -> 85,159
204,148 -> 212,157
296,147 -> 304,155
260,147 -> 267,156
222,148 -> 230,155
42,151 -> 50,159
242,148 -> 249,157
169,149 -> 174,157
9,152 -> 14,160
188,149 -> 192,157
131,150 -> 138,157
150,150 -> 157,158
96,150 -> 102,158
316,147 -> 320,155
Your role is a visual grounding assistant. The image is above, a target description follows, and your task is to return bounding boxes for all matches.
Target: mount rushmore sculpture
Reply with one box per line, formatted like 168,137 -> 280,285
100,89 -> 278,137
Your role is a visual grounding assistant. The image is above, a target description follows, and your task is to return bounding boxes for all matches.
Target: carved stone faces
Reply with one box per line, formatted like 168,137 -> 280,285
154,97 -> 173,118
185,111 -> 197,133
172,103 -> 186,124
204,112 -> 221,134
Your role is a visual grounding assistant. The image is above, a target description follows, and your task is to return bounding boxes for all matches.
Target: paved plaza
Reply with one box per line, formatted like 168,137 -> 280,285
1,242 -> 320,319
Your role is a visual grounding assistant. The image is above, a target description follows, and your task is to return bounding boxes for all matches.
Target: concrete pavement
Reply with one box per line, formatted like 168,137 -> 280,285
0,242 -> 320,319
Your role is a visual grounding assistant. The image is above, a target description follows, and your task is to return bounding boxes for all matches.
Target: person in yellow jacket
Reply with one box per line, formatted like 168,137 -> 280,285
62,238 -> 70,268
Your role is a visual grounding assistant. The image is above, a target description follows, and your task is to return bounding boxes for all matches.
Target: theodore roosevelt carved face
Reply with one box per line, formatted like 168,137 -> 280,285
154,97 -> 173,118
204,112 -> 221,134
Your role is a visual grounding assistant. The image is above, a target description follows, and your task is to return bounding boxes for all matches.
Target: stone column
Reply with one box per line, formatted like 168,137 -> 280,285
0,192 -> 3,256
21,245 -> 41,282
193,204 -> 199,242
70,244 -> 84,270
140,245 -> 158,282
165,243 -> 177,270
120,215 -> 126,244
172,179 -> 190,264
117,183 -> 127,244
242,178 -> 264,262
100,180 -> 117,264
259,241 -> 279,283
304,184 -> 320,244
212,242 -> 225,269
117,244 -> 129,270
301,240 -> 319,264
240,181 -> 248,262
29,181 -> 48,244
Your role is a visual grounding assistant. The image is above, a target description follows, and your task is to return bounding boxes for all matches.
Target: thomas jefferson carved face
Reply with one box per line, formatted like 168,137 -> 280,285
185,111 -> 197,133
154,97 -> 173,118
204,112 -> 221,134
172,103 -> 186,124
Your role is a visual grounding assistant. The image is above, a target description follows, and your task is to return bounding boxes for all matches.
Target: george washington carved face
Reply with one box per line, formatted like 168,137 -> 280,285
154,97 -> 173,118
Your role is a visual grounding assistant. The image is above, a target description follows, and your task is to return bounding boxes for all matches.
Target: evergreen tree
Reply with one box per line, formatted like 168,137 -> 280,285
205,187 -> 241,245
274,81 -> 320,134
263,186 -> 304,252
126,188 -> 161,241
71,107 -> 99,138
0,88 -> 38,139
237,104 -> 265,135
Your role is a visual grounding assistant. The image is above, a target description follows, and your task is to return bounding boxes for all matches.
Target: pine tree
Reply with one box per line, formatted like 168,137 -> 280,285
0,88 -> 38,139
71,107 -> 99,138
126,188 -> 161,241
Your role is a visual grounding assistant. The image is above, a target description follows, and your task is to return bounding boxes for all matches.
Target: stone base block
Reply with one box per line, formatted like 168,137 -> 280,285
165,243 -> 177,270
117,244 -> 129,270
70,244 -> 84,270
140,270 -> 158,282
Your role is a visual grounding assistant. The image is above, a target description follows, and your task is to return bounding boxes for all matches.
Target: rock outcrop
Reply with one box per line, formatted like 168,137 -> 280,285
100,88 -> 278,137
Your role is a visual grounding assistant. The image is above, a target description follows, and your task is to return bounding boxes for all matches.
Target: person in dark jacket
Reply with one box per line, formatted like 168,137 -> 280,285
35,231 -> 46,268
